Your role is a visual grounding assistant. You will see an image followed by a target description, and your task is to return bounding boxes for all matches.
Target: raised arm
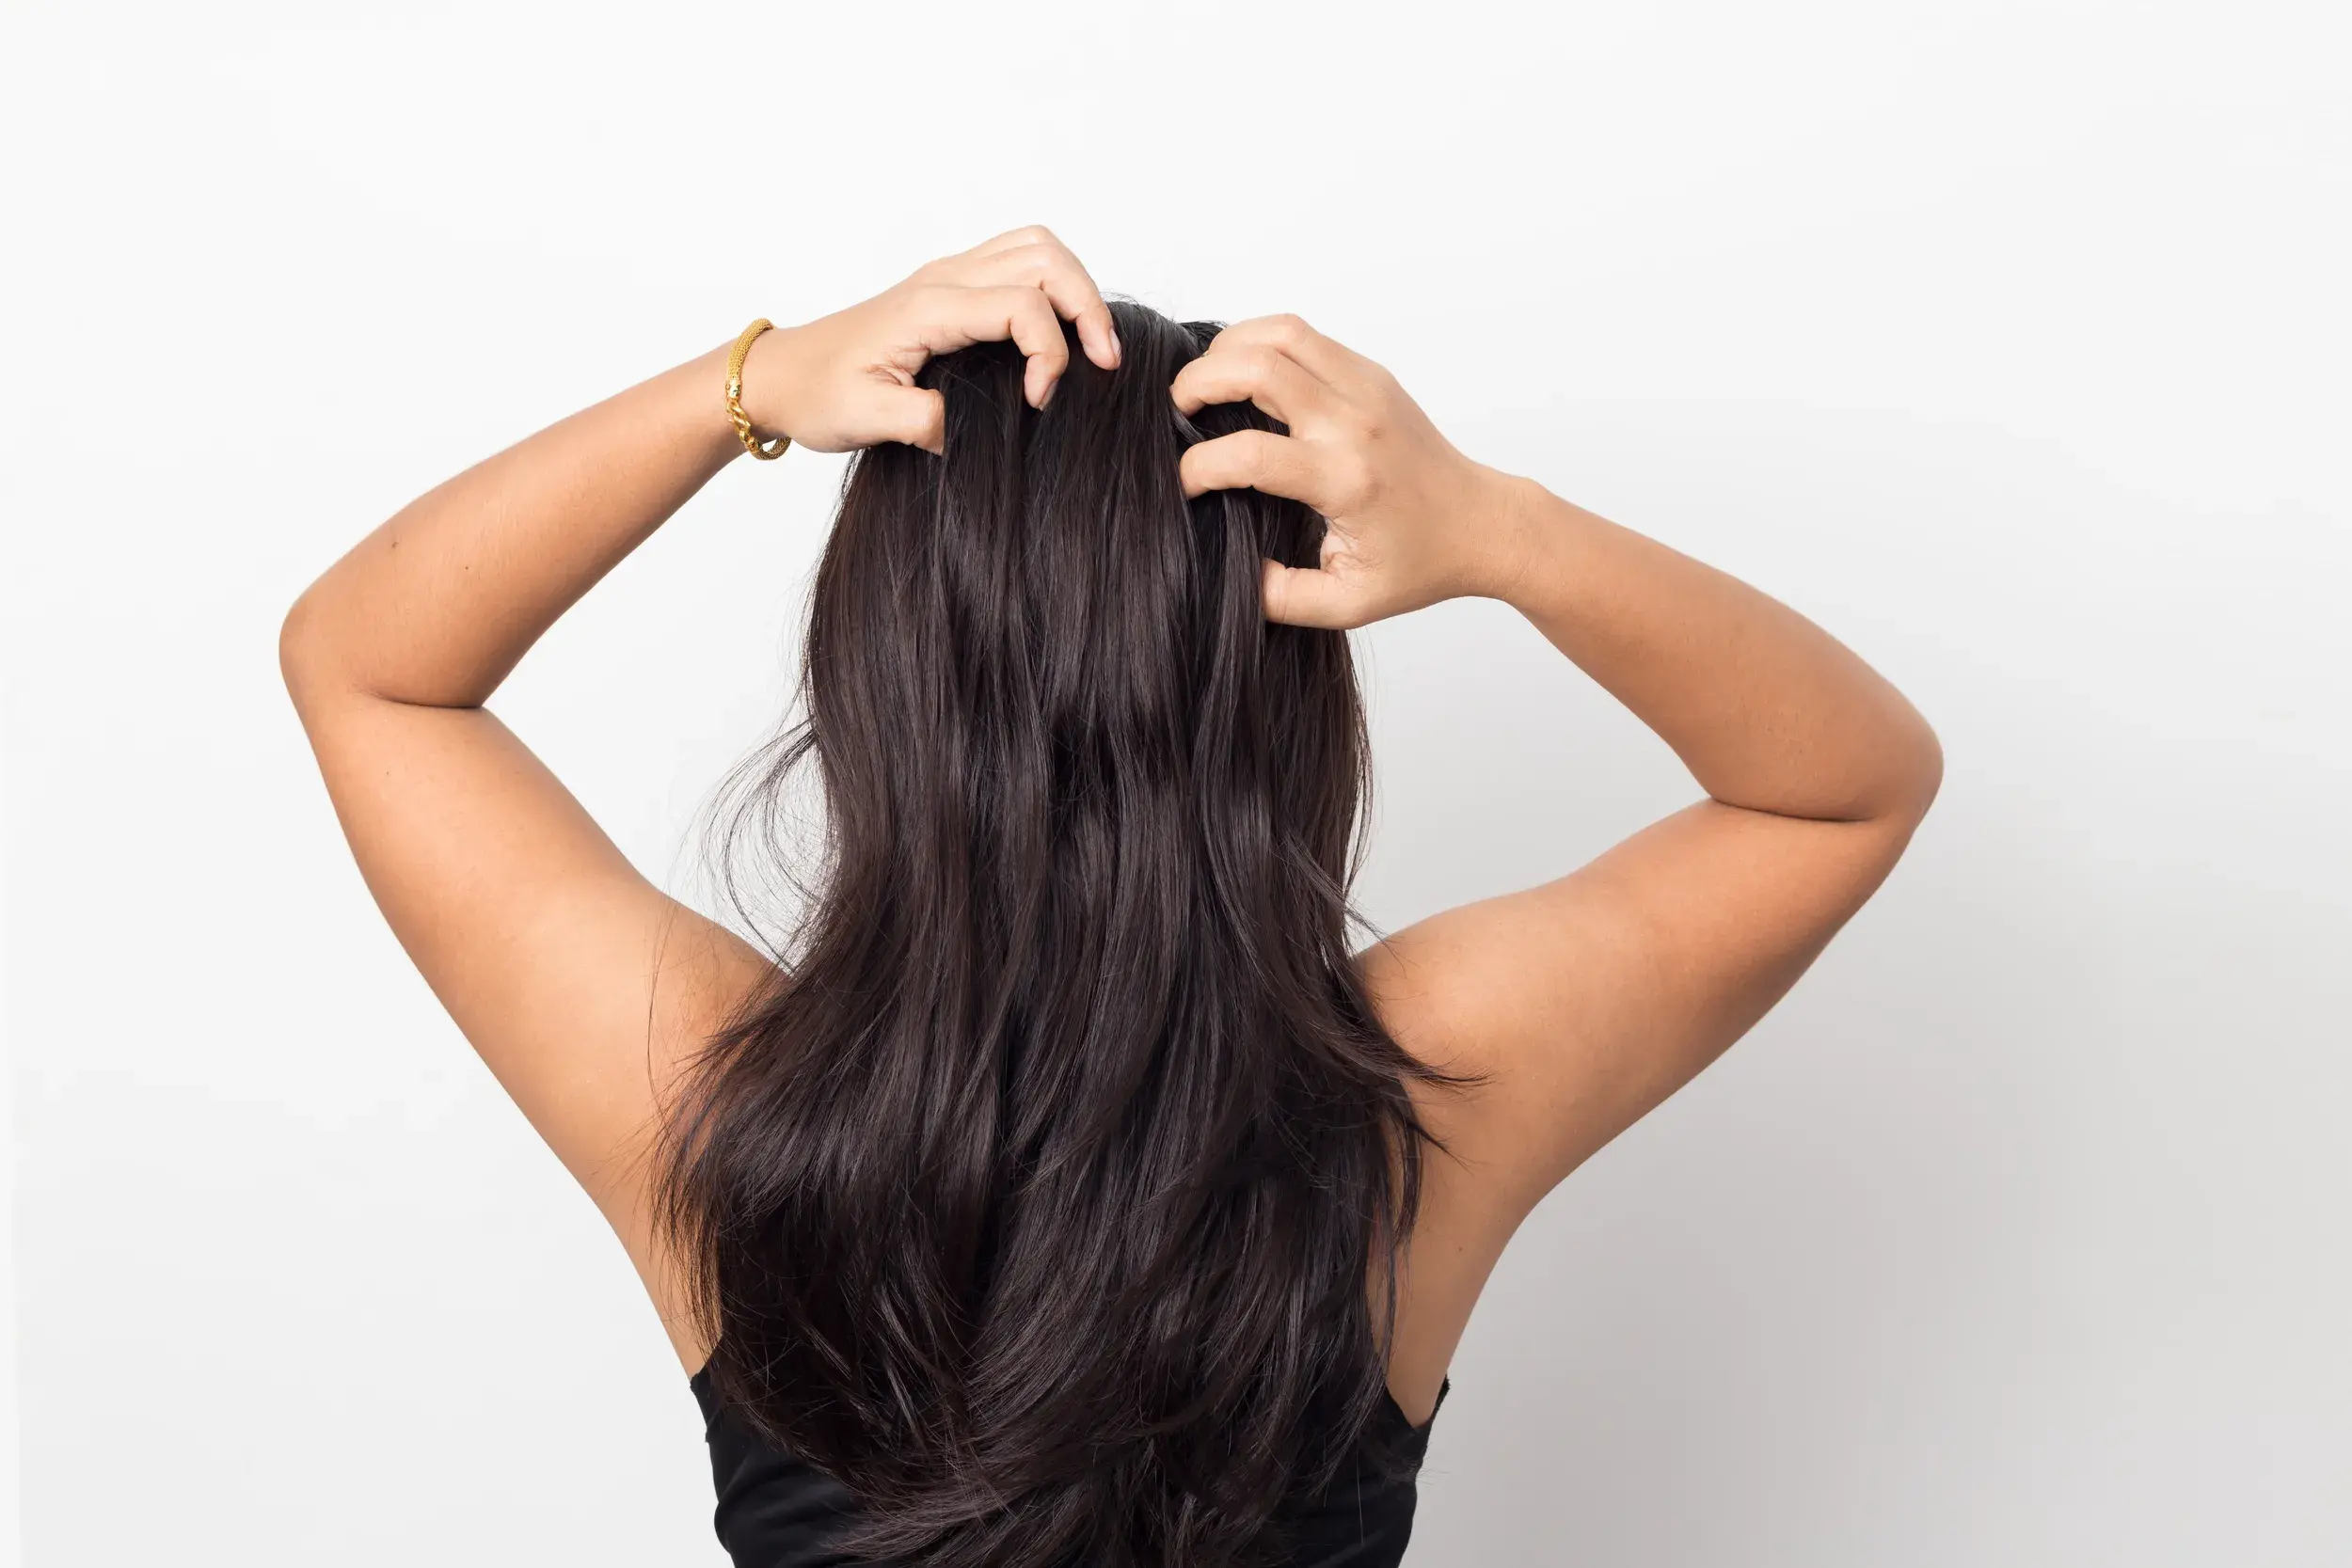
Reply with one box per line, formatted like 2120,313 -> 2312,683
278,228 -> 1120,1366
1172,314 -> 1944,1226
1403,477 -> 1944,1206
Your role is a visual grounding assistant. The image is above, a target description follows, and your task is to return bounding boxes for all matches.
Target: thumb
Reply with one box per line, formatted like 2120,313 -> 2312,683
869,385 -> 946,454
1260,559 -> 1363,629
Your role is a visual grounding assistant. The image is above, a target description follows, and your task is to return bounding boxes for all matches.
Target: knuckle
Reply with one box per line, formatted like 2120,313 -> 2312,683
1234,344 -> 1279,381
1267,313 -> 1311,345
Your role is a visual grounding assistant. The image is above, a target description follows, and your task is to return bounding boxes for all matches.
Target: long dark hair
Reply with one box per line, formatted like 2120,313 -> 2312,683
653,300 -> 1477,1567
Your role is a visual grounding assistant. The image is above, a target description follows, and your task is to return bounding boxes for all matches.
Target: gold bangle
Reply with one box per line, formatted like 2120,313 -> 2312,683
724,319 -> 790,460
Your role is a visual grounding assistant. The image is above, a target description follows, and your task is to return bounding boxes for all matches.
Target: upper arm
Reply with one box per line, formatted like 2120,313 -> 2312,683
1363,795 -> 1931,1223
279,615 -> 776,1234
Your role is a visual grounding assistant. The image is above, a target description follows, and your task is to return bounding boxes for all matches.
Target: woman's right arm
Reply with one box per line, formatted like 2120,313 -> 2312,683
1379,480 -> 1944,1216
1172,315 -> 1944,1220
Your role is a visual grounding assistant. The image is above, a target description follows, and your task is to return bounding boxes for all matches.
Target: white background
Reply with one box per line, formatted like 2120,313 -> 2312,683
6,3 -> 2348,1563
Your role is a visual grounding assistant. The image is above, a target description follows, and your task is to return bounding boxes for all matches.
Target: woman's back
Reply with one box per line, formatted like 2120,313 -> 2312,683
645,296 -> 1475,1566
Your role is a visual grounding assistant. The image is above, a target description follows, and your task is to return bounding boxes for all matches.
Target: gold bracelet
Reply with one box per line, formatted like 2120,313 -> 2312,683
724,319 -> 790,460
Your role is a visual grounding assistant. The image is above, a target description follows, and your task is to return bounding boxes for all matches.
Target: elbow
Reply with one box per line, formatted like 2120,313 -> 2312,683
1883,710 -> 1945,831
278,589 -> 334,713
1916,722 -> 1946,811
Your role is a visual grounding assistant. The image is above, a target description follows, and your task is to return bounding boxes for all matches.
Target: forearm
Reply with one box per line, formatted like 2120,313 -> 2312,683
1486,476 -> 1943,825
282,339 -> 744,707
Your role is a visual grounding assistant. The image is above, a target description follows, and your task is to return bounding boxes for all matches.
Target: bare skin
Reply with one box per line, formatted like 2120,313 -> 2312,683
279,226 -> 1942,1432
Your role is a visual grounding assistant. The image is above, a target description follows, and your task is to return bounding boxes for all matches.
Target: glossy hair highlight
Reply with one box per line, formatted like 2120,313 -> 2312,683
654,300 -> 1475,1568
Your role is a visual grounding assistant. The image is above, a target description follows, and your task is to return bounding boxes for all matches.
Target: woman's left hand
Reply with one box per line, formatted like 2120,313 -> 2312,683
737,226 -> 1122,455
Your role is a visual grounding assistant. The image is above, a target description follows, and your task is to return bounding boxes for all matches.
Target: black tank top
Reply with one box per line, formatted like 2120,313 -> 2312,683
690,1364 -> 1451,1568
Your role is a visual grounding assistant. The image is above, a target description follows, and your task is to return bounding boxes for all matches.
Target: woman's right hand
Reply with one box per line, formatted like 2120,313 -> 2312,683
739,225 -> 1121,456
1170,315 -> 1534,629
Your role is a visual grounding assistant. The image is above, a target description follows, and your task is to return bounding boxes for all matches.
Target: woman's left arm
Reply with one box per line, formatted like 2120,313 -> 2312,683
279,339 -> 769,1219
278,229 -> 1120,1337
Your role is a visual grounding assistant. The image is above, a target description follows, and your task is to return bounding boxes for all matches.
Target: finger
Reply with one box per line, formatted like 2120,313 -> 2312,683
1017,250 -> 1121,371
1260,558 -> 1364,629
1169,341 -> 1337,425
868,384 -> 946,454
960,240 -> 1120,370
1209,314 -> 1385,398
1179,428 -> 1343,511
920,284 -> 1071,408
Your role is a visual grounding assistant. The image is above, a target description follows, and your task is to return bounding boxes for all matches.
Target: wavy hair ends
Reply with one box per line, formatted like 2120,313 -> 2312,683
653,300 -> 1477,1568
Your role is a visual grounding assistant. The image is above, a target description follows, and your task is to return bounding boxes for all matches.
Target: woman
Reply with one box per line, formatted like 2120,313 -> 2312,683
280,226 -> 1942,1567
